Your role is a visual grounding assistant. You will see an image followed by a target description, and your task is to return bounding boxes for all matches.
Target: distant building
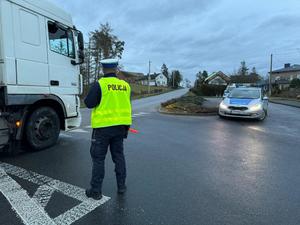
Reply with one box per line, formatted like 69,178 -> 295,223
155,74 -> 168,86
204,71 -> 230,85
138,73 -> 168,87
271,64 -> 300,90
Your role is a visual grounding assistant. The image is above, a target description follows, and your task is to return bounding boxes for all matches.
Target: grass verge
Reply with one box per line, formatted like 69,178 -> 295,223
160,91 -> 218,115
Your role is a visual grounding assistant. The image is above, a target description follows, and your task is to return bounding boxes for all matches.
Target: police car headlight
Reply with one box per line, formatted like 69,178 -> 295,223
249,104 -> 262,111
219,102 -> 228,110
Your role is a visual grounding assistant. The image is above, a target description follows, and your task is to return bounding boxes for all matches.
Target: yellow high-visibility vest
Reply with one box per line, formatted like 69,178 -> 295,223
91,77 -> 132,128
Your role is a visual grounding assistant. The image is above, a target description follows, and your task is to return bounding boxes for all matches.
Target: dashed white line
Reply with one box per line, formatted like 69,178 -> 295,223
132,112 -> 150,118
136,112 -> 150,115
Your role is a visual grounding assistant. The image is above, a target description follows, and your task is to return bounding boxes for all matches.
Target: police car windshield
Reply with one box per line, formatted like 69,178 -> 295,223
229,89 -> 260,99
226,87 -> 235,92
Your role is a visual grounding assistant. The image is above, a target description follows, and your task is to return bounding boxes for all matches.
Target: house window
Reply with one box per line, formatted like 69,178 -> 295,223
297,74 -> 300,79
48,22 -> 75,58
290,75 -> 294,81
275,76 -> 280,80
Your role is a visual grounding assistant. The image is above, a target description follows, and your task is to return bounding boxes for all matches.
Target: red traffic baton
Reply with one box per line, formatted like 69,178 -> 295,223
129,128 -> 139,134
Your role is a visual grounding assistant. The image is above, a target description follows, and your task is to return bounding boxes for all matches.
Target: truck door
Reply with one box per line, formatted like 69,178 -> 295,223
46,21 -> 79,96
12,5 -> 49,89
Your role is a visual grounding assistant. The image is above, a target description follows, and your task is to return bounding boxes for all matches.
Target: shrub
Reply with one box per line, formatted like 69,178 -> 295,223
191,84 -> 226,96
290,78 -> 300,88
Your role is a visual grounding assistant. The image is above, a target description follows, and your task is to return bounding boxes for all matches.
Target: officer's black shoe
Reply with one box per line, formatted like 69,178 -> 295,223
118,186 -> 127,194
85,189 -> 102,200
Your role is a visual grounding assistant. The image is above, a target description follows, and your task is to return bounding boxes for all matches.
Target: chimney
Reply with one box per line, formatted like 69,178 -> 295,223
284,63 -> 291,68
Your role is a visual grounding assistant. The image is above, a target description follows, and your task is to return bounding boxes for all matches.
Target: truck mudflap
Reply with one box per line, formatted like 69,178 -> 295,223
0,117 -> 9,148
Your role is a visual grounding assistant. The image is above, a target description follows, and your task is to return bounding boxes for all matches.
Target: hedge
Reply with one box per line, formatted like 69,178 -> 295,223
191,84 -> 226,96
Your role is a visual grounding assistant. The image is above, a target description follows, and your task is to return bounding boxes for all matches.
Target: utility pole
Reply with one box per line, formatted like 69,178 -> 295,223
172,71 -> 175,88
269,54 -> 273,97
87,37 -> 91,87
148,60 -> 151,94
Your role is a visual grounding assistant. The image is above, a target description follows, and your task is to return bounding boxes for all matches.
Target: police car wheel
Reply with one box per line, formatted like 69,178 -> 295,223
218,114 -> 225,119
26,107 -> 60,151
258,110 -> 266,121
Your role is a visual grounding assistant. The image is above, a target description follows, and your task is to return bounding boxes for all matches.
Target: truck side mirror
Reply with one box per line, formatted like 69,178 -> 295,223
77,32 -> 84,64
263,96 -> 269,101
78,32 -> 84,51
71,30 -> 85,65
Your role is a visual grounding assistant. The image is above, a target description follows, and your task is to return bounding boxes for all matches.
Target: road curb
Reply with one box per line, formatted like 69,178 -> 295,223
158,107 -> 218,116
269,100 -> 300,108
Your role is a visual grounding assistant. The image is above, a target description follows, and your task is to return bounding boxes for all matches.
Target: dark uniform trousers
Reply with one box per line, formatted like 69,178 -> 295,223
90,125 -> 127,193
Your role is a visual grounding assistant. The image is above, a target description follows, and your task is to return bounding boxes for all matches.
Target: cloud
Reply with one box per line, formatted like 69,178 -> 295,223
50,0 -> 300,80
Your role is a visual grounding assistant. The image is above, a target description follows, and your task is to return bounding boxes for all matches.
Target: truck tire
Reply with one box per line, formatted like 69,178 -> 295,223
26,107 -> 60,150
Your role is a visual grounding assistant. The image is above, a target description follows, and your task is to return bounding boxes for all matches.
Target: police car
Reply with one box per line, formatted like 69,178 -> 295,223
219,87 -> 269,120
222,84 -> 236,98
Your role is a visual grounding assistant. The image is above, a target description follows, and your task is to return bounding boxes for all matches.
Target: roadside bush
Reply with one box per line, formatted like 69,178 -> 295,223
271,84 -> 281,96
290,78 -> 300,88
191,84 -> 226,96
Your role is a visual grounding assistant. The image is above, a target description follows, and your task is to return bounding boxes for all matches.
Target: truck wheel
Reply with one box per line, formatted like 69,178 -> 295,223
26,107 -> 60,150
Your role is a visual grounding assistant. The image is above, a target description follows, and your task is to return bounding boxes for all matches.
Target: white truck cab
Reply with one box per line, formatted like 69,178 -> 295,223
0,0 -> 84,153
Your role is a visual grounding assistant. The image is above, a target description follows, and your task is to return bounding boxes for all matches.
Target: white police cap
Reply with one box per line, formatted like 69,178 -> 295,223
100,58 -> 119,69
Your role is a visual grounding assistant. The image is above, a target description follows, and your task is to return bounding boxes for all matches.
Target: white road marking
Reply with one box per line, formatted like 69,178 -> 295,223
133,112 -> 150,116
69,129 -> 89,133
136,112 -> 150,115
132,112 -> 151,118
60,133 -> 73,138
0,163 -> 110,225
54,198 -> 109,225
33,185 -> 55,208
0,167 -> 55,225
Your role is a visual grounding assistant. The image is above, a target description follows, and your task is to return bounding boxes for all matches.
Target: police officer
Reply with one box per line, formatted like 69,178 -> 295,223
84,59 -> 132,200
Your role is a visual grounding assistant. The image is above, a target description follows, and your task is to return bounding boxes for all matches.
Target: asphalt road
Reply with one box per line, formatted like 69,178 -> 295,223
1,89 -> 300,225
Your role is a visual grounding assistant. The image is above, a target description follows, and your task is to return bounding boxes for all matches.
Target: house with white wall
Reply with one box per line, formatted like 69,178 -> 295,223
271,64 -> 300,90
139,73 -> 168,86
155,74 -> 168,86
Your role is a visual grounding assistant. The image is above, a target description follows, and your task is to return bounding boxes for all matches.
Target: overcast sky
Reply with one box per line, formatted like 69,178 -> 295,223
51,0 -> 300,80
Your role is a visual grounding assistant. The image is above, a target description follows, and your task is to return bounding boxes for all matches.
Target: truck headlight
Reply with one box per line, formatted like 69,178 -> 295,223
250,104 -> 262,111
219,102 -> 228,110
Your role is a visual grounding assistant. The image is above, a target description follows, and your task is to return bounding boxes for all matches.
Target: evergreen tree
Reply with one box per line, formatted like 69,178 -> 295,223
238,61 -> 249,76
251,67 -> 257,75
184,79 -> 192,88
202,70 -> 208,79
161,64 -> 169,83
170,70 -> 183,88
195,70 -> 209,87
